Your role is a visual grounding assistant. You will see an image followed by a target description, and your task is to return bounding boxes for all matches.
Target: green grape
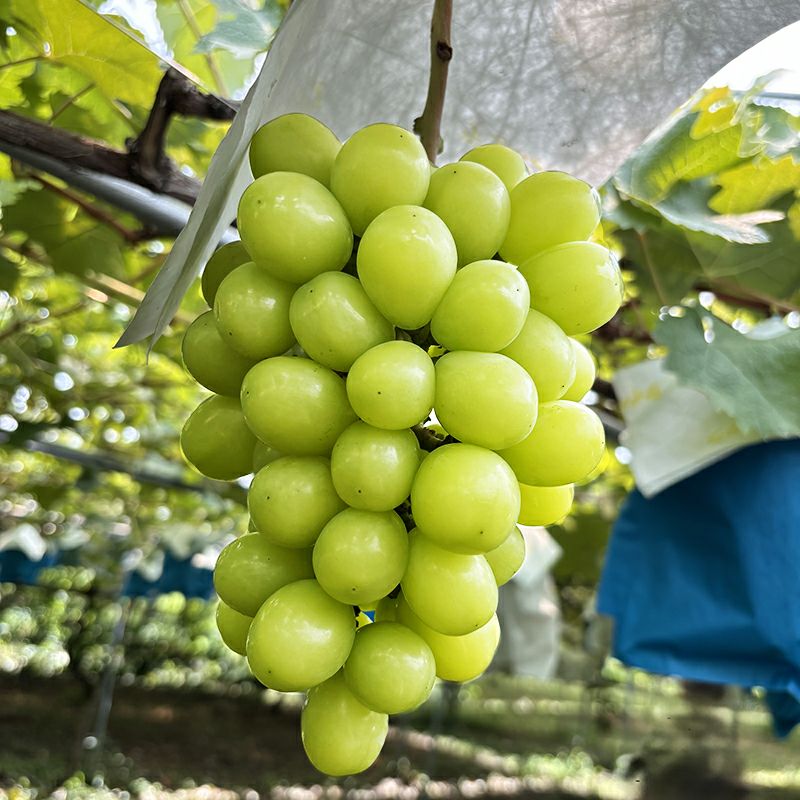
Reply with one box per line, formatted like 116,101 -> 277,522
460,143 -> 527,191
423,162 -> 510,266
401,530 -> 497,635
484,527 -> 526,586
289,272 -> 393,371
562,339 -> 597,401
215,601 -> 252,655
500,309 -> 576,401
398,597 -> 500,683
249,456 -> 346,548
238,172 -> 353,284
500,171 -> 601,264
241,357 -> 356,455
374,596 -> 399,622
499,400 -> 605,486
434,352 -> 537,450
346,341 -> 435,430
357,205 -> 457,329
344,622 -> 435,714
330,123 -> 430,235
411,443 -> 520,554
313,509 -> 408,606
181,311 -> 256,396
252,440 -> 282,473
302,671 -> 388,776
249,113 -> 340,187
201,240 -> 250,307
331,422 -> 420,511
518,483 -> 574,525
213,533 -> 314,616
213,261 -> 295,360
520,242 -> 623,335
430,260 -> 529,352
180,395 -> 255,481
247,580 -> 355,691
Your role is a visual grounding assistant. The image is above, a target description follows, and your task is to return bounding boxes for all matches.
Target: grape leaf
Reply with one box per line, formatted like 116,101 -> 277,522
196,0 -> 281,57
1,186 -> 125,277
8,0 -> 163,107
649,181 -> 780,245
615,106 -> 752,206
711,154 -> 800,214
654,307 -> 800,438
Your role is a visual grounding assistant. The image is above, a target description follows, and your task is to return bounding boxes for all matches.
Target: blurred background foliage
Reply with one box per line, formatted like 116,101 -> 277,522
1,1 -> 800,798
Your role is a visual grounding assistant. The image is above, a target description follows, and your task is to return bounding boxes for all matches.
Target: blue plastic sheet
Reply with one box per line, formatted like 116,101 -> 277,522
0,550 -> 58,584
598,438 -> 800,736
0,550 -> 214,599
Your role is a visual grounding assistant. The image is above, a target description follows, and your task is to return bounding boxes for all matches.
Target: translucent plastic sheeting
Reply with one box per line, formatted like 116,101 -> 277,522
118,0 -> 800,349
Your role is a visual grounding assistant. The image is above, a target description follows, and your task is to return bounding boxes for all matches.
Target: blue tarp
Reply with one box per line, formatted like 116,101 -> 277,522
598,438 -> 800,736
0,550 -> 214,599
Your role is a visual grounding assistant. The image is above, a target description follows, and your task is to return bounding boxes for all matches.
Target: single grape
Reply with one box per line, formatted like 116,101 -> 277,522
518,483 -> 574,526
247,579 -> 356,691
213,261 -> 295,360
180,395 -> 255,481
401,530 -> 497,635
562,339 -> 597,401
500,171 -> 601,264
344,622 -> 435,714
238,172 -> 353,284
215,601 -> 252,655
398,597 -> 500,683
302,671 -> 388,776
330,122 -> 430,235
460,143 -> 528,191
434,352 -> 537,450
500,309 -> 576,401
241,357 -> 356,455
201,240 -> 250,307
411,443 -> 520,554
289,272 -> 393,371
313,509 -> 408,605
213,533 -> 314,616
499,400 -> 605,486
374,596 -> 399,622
423,162 -> 510,266
249,456 -> 346,548
331,422 -> 420,511
252,440 -> 282,473
346,341 -> 435,430
484,527 -> 526,586
430,260 -> 529,352
181,311 -> 256,396
249,113 -> 340,187
357,205 -> 457,329
520,242 -> 623,335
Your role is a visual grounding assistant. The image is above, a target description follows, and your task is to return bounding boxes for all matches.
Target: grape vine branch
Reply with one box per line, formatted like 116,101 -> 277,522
414,0 -> 453,163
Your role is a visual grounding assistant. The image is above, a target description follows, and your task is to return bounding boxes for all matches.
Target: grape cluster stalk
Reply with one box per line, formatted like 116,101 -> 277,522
179,114 -> 621,775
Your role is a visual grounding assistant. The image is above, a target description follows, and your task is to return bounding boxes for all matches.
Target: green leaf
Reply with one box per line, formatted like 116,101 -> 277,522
711,154 -> 800,214
615,108 -> 751,205
650,180 -> 779,244
654,307 -> 800,438
1,186 -> 125,277
195,0 -> 280,57
8,0 -> 162,107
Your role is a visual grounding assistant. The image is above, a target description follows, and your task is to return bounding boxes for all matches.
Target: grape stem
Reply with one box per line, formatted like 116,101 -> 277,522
412,424 -> 455,452
414,0 -> 453,163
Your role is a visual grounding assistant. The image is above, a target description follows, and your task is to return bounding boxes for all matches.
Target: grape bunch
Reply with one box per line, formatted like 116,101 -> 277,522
180,113 -> 620,775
